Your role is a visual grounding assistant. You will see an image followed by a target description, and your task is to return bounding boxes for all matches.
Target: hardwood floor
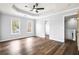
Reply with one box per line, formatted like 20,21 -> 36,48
64,40 -> 78,55
0,37 -> 78,55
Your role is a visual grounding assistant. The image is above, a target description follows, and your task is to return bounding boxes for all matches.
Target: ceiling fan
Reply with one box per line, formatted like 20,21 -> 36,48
25,3 -> 44,13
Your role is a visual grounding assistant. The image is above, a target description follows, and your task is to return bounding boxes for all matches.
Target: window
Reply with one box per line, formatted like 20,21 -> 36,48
27,22 -> 32,32
11,18 -> 20,34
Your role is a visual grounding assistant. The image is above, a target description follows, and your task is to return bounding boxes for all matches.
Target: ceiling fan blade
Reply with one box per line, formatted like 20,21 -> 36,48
36,10 -> 38,13
35,3 -> 38,7
36,8 -> 44,10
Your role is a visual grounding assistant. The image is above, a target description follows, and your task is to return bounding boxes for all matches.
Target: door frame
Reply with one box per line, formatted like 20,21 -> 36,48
64,14 -> 77,43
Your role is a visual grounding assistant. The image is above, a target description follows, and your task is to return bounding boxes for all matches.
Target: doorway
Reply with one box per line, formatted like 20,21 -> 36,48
45,20 -> 49,39
64,14 -> 78,54
65,15 -> 77,42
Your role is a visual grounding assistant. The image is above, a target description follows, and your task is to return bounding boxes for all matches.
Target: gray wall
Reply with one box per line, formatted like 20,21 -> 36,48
65,18 -> 77,40
0,14 -> 1,40
0,13 -> 35,41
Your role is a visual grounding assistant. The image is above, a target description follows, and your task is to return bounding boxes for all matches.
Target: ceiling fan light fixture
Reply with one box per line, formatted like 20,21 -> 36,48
24,3 -> 44,13
35,3 -> 38,7
25,5 -> 27,7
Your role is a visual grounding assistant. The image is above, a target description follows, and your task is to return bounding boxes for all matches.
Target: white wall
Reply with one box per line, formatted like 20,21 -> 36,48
49,14 -> 64,42
35,14 -> 65,42
0,13 -> 35,42
35,8 -> 77,43
36,19 -> 45,37
46,21 -> 50,35
44,8 -> 77,42
0,7 -> 78,43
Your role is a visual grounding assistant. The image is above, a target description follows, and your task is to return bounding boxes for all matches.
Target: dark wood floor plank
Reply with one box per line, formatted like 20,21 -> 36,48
0,37 -> 78,55
54,44 -> 66,55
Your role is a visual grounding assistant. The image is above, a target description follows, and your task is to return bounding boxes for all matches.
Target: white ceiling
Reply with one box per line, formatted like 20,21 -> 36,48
15,3 -> 79,13
0,3 -> 79,18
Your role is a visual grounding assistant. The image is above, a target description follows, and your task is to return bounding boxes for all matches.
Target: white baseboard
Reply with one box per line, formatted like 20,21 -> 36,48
0,36 -> 35,42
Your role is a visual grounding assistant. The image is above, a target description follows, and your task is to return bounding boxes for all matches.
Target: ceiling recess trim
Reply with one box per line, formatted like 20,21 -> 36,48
12,4 -> 40,16
12,4 -> 79,19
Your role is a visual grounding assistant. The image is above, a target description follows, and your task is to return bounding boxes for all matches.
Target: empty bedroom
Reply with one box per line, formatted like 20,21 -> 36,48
0,3 -> 79,55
